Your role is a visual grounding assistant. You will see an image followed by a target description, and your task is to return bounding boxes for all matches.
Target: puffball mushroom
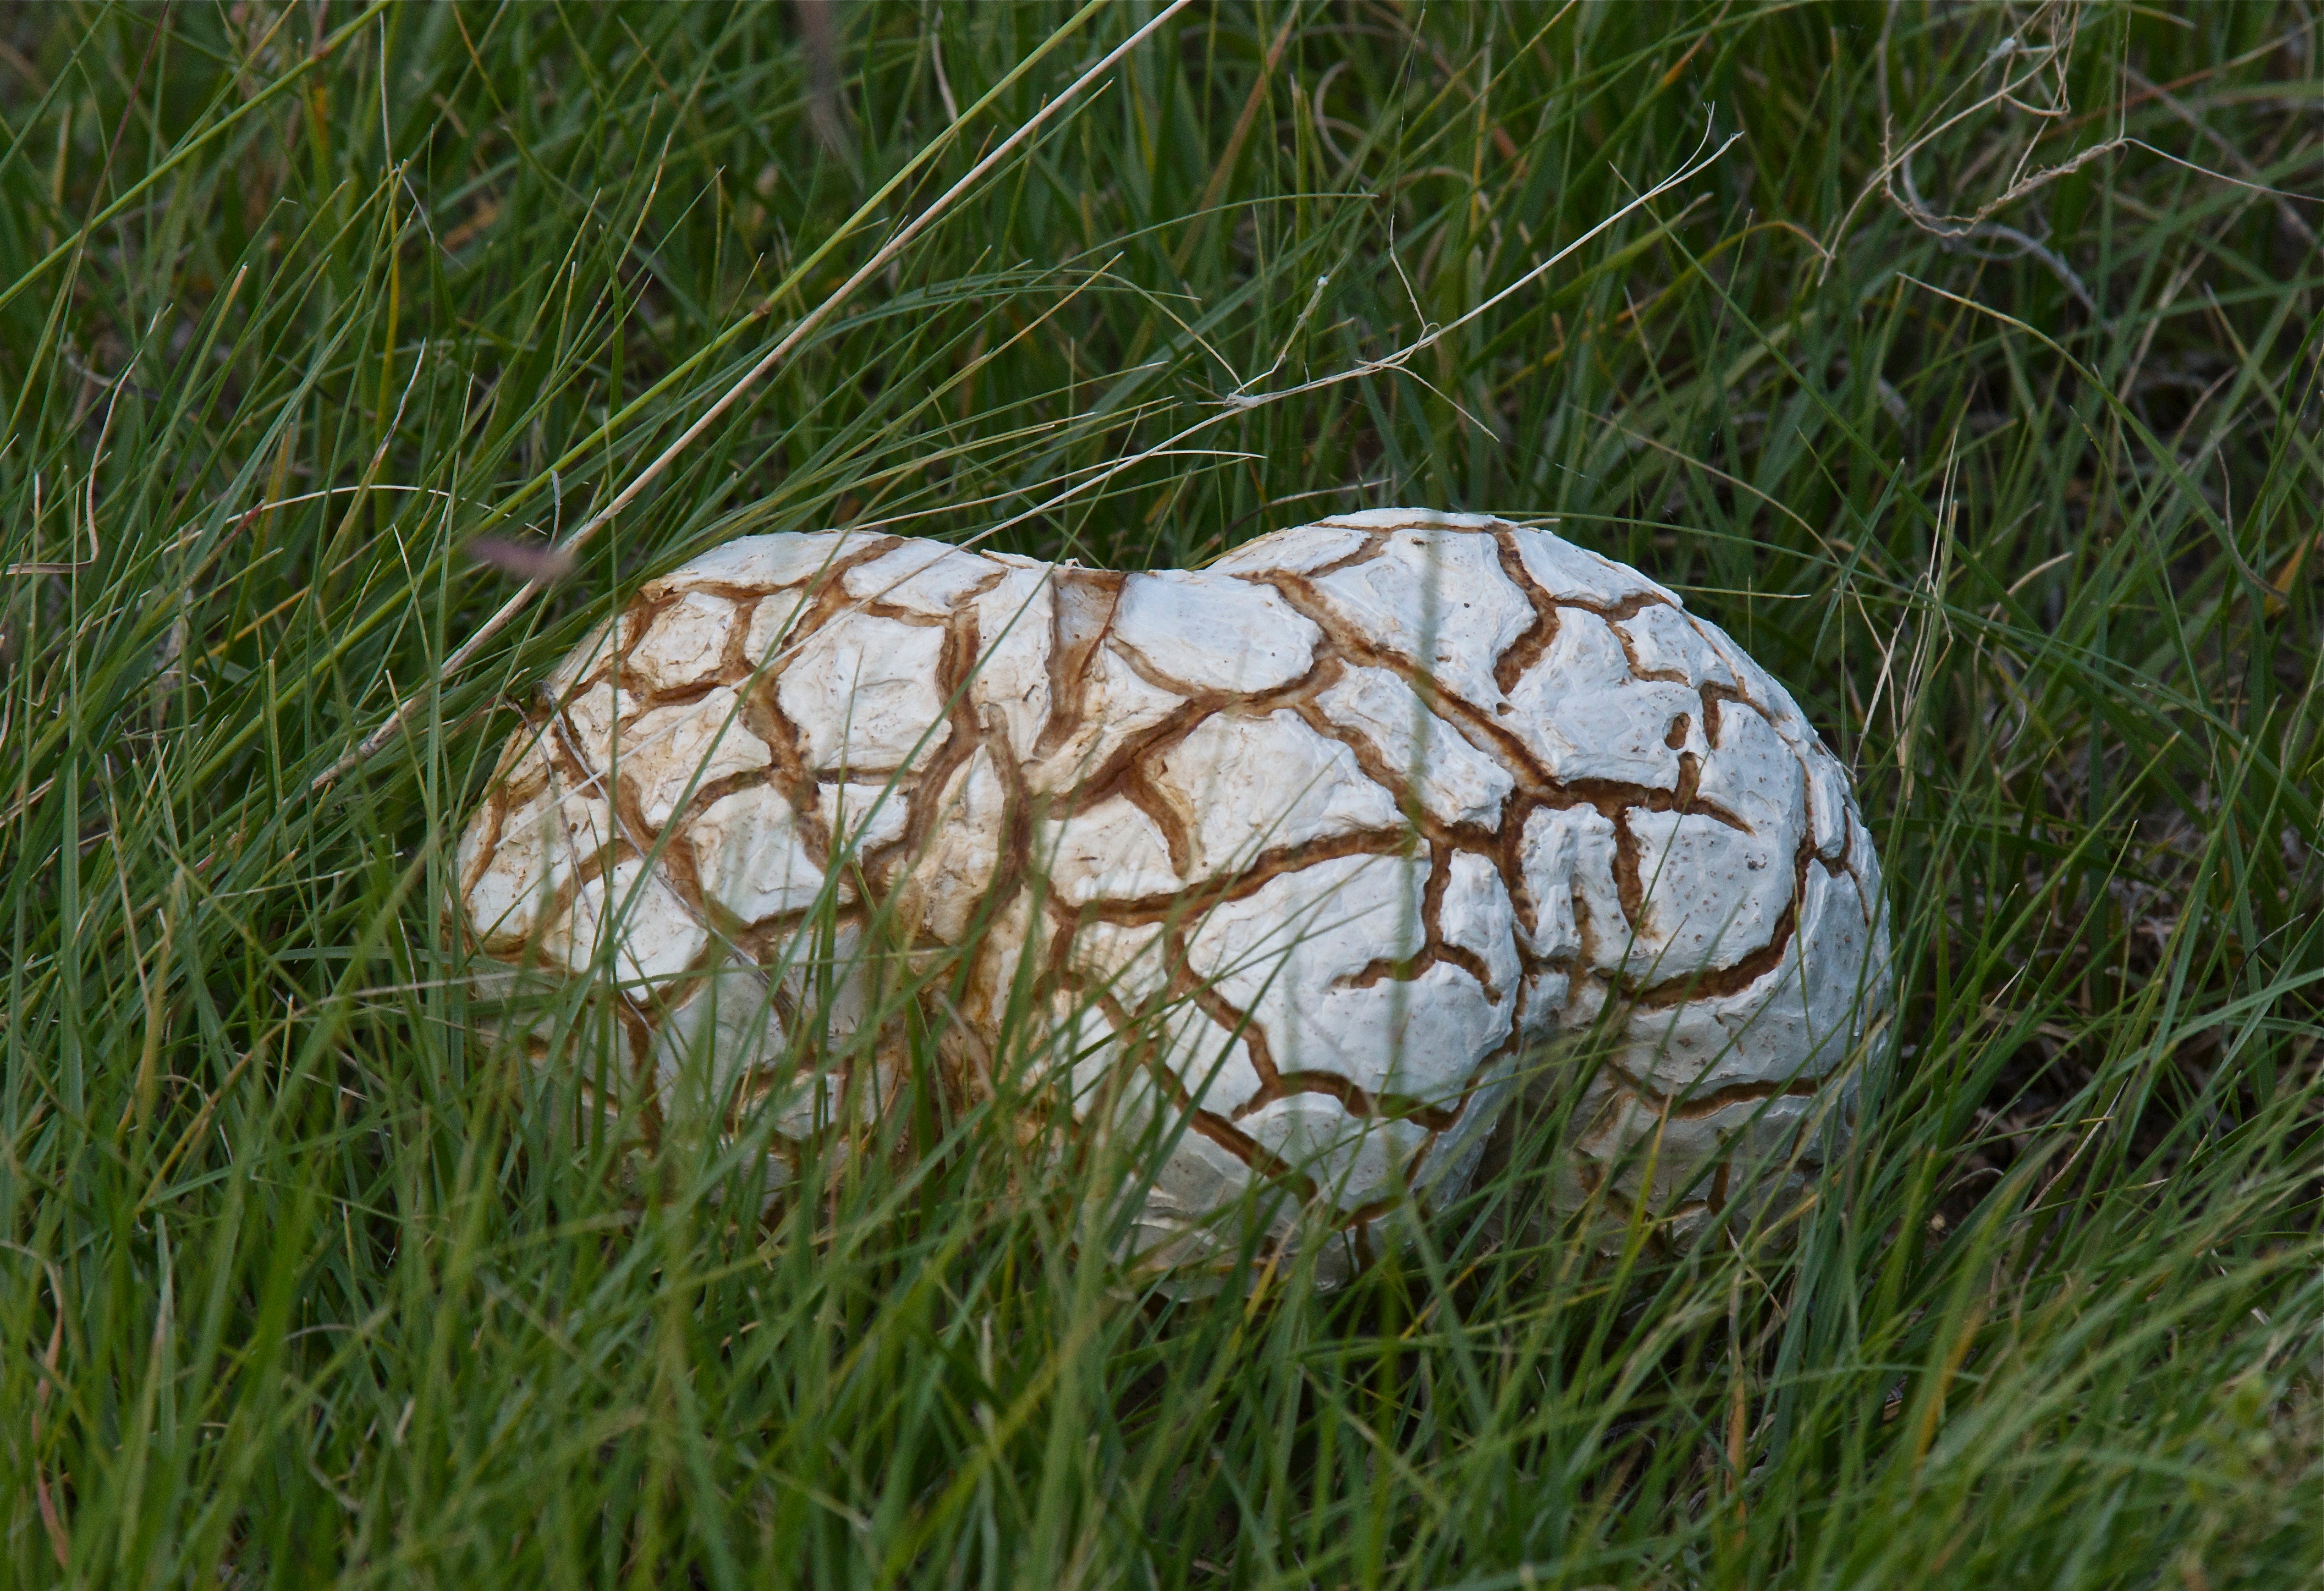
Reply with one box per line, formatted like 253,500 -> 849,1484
455,509 -> 1890,1285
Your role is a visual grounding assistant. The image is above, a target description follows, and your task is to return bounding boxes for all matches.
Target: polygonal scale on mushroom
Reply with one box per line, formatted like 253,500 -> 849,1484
455,509 -> 1892,1287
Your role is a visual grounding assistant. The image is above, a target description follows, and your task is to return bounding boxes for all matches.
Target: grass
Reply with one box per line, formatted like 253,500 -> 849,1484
2,1 -> 2320,1585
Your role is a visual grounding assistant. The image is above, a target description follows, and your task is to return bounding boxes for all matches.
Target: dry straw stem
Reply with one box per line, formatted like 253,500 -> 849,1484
313,0 -> 1194,792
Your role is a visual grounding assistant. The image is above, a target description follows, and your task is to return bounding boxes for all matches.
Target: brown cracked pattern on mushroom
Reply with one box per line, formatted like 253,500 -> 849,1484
455,510 -> 1891,1284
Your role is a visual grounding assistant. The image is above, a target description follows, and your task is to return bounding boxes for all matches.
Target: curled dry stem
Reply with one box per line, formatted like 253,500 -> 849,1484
1828,0 -> 2124,297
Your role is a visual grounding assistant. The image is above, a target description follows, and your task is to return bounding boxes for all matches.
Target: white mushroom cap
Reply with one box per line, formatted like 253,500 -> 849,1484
457,512 -> 1890,1285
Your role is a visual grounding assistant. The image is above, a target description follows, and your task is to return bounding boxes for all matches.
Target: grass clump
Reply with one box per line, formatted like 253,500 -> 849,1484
2,2 -> 2320,1586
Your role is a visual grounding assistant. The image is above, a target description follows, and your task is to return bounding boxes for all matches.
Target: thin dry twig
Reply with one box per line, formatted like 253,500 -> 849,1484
313,0 -> 1195,792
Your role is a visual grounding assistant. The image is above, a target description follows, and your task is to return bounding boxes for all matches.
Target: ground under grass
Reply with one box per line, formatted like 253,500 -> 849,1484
2,3 -> 2320,1586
